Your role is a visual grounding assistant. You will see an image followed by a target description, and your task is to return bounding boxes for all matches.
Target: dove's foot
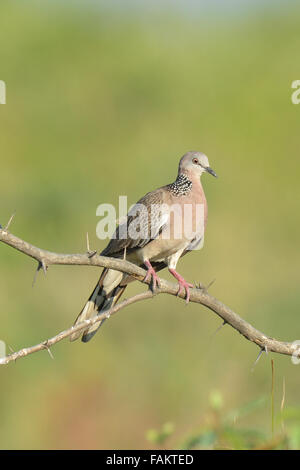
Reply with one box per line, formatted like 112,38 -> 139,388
169,268 -> 194,304
144,260 -> 160,290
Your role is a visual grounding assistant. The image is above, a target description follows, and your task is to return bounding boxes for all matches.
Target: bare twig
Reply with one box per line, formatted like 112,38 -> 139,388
0,225 -> 300,365
0,291 -> 154,365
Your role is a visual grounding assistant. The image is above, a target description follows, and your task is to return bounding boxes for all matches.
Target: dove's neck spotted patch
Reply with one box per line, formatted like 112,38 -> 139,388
167,174 -> 193,197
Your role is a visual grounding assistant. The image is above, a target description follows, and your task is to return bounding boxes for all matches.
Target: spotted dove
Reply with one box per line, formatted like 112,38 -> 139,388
70,151 -> 217,342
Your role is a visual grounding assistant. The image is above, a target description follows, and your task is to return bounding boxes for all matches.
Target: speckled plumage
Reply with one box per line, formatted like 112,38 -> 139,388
167,174 -> 193,197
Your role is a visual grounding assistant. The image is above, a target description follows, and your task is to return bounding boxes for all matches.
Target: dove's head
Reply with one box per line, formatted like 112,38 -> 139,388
178,151 -> 217,179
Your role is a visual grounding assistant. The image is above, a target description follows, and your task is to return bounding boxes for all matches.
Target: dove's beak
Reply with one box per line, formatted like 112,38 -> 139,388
206,166 -> 218,178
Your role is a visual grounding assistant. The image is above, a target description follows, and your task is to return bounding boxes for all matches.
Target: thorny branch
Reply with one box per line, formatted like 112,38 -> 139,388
0,222 -> 299,365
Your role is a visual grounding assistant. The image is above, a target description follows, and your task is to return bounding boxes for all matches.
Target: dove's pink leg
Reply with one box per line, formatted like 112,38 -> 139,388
169,268 -> 194,303
144,259 -> 160,290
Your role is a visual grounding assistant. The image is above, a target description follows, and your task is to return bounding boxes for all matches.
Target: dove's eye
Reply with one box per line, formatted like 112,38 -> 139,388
192,158 -> 198,165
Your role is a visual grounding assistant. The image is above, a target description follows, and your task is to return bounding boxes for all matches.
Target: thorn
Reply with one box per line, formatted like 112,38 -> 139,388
206,278 -> 216,290
32,261 -> 42,287
123,246 -> 127,260
86,231 -> 97,258
86,232 -> 90,252
252,347 -> 266,371
5,211 -> 16,231
32,260 -> 48,287
46,347 -> 54,360
195,282 -> 205,290
41,260 -> 48,275
211,320 -> 227,338
8,344 -> 15,353
196,278 -> 216,291
43,341 -> 54,360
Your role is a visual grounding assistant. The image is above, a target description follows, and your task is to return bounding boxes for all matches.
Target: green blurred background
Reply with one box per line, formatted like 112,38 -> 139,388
0,0 -> 300,449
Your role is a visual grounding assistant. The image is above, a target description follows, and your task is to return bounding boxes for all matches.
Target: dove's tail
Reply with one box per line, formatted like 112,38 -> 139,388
70,268 -> 127,343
